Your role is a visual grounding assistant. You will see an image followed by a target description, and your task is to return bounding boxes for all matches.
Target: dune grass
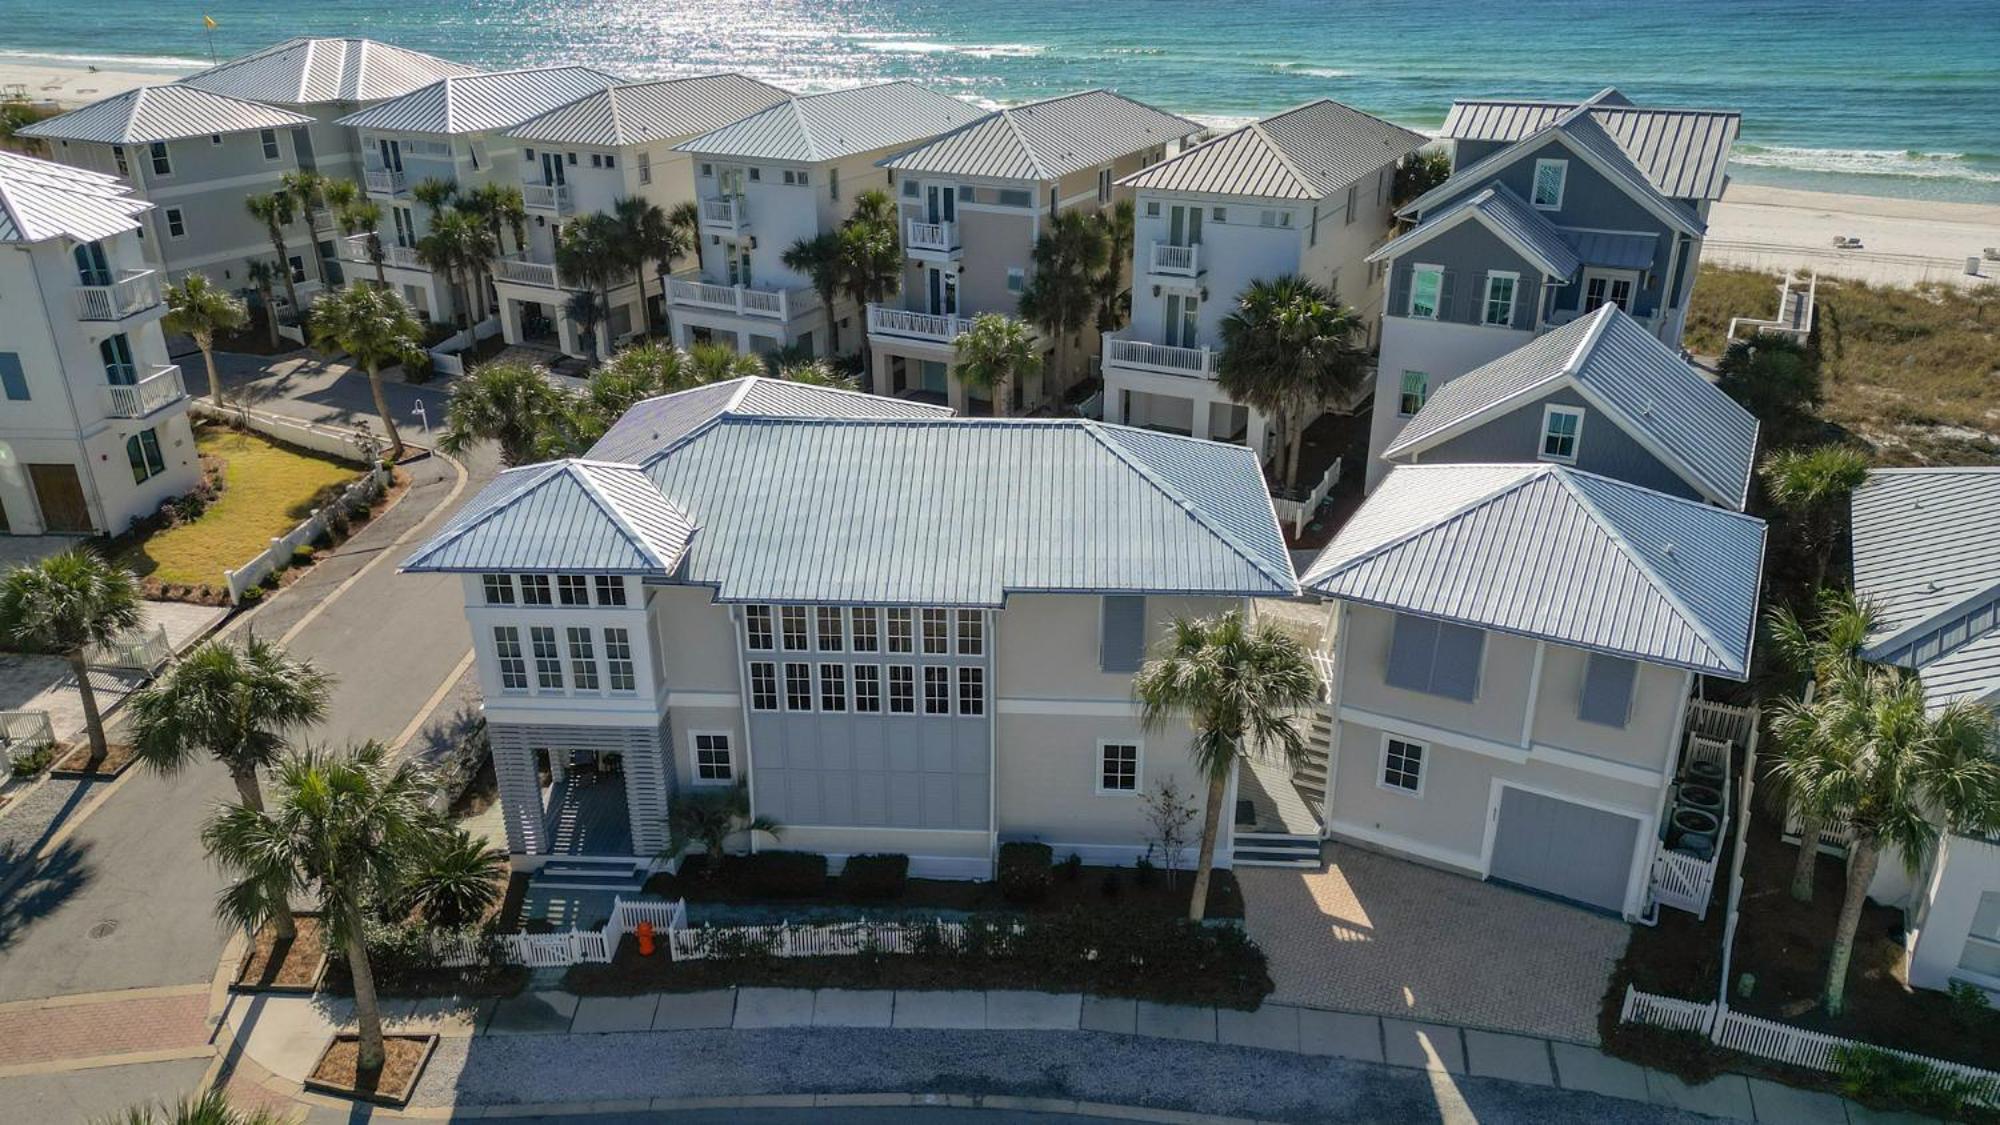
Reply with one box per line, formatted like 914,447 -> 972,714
118,427 -> 358,586
1686,266 -> 2000,463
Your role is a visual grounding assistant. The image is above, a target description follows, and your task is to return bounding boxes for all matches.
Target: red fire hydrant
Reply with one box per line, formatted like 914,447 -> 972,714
635,920 -> 656,957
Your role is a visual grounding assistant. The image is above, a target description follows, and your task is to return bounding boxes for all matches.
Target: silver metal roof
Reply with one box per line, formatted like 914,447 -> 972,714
586,376 -> 955,465
20,85 -> 313,144
1385,305 -> 1759,511
1851,468 -> 2000,706
505,74 -> 793,148
1441,87 -> 1740,200
1366,184 -> 1581,277
1303,463 -> 1765,678
881,89 -> 1199,182
402,460 -> 694,574
336,67 -> 624,136
1561,228 -> 1658,270
674,81 -> 983,164
178,37 -> 478,106
1118,99 -> 1424,201
0,151 -> 149,243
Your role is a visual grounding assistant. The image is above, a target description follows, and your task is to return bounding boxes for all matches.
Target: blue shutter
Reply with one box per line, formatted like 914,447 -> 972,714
1387,265 -> 1410,316
0,353 -> 27,401
1436,269 -> 1457,322
1385,613 -> 1439,693
1579,654 -> 1637,727
1099,596 -> 1147,674
1429,622 -> 1485,701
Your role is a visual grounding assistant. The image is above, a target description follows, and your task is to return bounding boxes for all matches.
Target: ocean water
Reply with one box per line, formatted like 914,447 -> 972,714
4,0 -> 1997,203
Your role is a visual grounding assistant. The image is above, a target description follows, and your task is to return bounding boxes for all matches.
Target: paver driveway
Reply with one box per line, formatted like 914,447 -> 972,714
1238,842 -> 1630,1044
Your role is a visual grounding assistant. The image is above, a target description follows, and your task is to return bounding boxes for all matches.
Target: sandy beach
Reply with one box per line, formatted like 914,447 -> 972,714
1,58 -> 195,107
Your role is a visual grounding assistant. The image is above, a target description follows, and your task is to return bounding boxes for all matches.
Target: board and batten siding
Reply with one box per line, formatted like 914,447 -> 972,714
1411,385 -> 1706,502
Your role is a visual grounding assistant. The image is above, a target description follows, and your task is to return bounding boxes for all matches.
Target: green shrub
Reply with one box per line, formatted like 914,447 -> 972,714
1948,981 -> 1993,1030
236,585 -> 264,605
1134,854 -> 1159,888
740,850 -> 827,898
291,544 -> 316,567
8,741 -> 58,776
997,841 -> 1053,904
1604,1023 -> 1730,1084
840,853 -> 908,900
1833,1045 -> 1985,1118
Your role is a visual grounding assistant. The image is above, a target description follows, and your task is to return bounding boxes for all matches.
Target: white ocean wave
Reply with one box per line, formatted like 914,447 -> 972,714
0,48 -> 210,70
1733,144 -> 2000,184
851,37 -> 1046,59
1277,65 -> 1354,78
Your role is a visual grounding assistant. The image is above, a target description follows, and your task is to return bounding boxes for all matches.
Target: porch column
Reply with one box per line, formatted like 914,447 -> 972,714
869,344 -> 889,397
499,297 -> 523,346
557,313 -> 581,359
622,718 -> 675,855
1247,406 -> 1273,459
1105,385 -> 1126,426
1194,398 -> 1214,443
947,363 -> 970,415
487,723 -> 549,855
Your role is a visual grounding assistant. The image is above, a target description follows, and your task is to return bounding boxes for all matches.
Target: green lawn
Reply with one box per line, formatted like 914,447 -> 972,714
119,427 -> 360,586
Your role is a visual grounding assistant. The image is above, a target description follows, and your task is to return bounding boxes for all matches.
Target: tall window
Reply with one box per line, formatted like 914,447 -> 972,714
851,607 -> 879,652
126,429 -> 165,484
259,129 -> 280,160
853,665 -> 882,712
887,608 -> 914,653
956,610 -> 984,655
494,626 -> 527,690
1531,159 -> 1567,209
520,574 -> 552,605
921,608 -> 949,655
1098,742 -> 1139,793
557,574 -> 590,605
603,627 -> 636,691
566,627 -> 599,690
744,605 -> 774,650
1381,737 -> 1425,794
1960,892 -> 2000,978
637,152 -> 652,185
888,665 -> 915,713
957,667 -> 985,716
1540,405 -> 1583,463
780,606 -> 810,650
112,145 -> 128,176
482,574 -> 514,605
148,141 -> 171,176
923,666 -> 951,715
164,207 -> 186,239
819,663 -> 848,711
1482,272 -> 1517,326
1397,371 -> 1428,417
749,661 -> 778,711
594,575 -> 626,606
784,662 -> 813,710
694,733 -> 733,782
530,626 -> 562,689
1409,266 -> 1442,319
817,607 -> 844,651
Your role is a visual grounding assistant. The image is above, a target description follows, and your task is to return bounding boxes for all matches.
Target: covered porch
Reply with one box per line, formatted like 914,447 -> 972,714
488,719 -> 674,861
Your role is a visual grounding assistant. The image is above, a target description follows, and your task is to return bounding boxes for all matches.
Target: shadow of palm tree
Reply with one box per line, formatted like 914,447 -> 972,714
0,838 -> 95,950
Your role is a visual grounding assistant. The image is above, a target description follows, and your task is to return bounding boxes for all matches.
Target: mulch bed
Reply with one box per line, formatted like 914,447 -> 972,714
323,958 -> 528,1001
645,861 -> 1244,921
304,1033 -> 436,1107
50,741 -> 140,779
233,914 -> 329,993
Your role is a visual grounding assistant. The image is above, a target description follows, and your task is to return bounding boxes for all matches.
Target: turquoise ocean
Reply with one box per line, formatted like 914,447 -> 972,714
3,0 -> 1997,203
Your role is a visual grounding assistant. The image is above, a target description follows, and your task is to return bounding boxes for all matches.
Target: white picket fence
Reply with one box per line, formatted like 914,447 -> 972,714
666,916 -> 984,961
1620,986 -> 2000,1106
222,465 -> 392,604
86,623 -> 172,673
421,896 -> 687,968
1684,697 -> 1757,746
1270,458 -> 1342,539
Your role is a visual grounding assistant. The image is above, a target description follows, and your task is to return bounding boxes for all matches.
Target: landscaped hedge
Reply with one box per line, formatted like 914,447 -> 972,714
840,853 -> 909,900
739,850 -> 828,898
997,841 -> 1053,904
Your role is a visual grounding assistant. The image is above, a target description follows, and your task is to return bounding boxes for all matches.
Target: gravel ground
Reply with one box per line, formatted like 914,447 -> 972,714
415,1028 -> 1718,1124
0,777 -> 91,891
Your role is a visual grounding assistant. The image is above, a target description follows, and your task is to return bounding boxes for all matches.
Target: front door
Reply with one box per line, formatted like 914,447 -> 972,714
27,464 -> 92,533
1583,270 -> 1635,314
1164,292 -> 1199,348
718,167 -> 746,199
925,268 -> 958,316
73,241 -> 112,287
926,184 -> 955,225
1168,204 -> 1203,247
541,150 -> 566,188
726,243 -> 752,287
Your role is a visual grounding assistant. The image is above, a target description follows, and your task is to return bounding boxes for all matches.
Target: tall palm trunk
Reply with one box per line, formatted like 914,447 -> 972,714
268,226 -> 301,324
234,754 -> 301,944
69,649 -> 108,767
344,905 -> 386,1072
1790,815 -> 1822,901
258,284 -> 281,348
1187,765 -> 1228,923
367,362 -> 405,461
197,337 -> 224,403
1824,840 -> 1880,1016
369,236 -> 388,290
656,262 -> 675,340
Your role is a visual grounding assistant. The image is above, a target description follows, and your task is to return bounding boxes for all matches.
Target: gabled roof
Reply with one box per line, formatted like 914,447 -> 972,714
0,151 -> 149,243
1117,99 -> 1425,201
20,85 -> 313,144
506,74 -> 793,148
1851,468 -> 2000,707
1441,87 -> 1740,200
336,67 -> 624,136
1303,463 -> 1765,678
1384,305 -> 1760,510
674,81 -> 983,163
178,37 -> 478,106
881,89 -> 1199,182
1366,183 -> 1582,277
586,376 -> 955,465
402,460 -> 694,575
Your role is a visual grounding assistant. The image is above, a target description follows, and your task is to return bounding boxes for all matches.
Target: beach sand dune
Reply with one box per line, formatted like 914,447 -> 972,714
1708,184 -> 2000,290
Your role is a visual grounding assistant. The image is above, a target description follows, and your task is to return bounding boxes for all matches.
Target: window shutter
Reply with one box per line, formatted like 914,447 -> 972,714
1387,267 -> 1410,317
1437,269 -> 1457,321
1430,622 -> 1485,701
0,353 -> 27,400
1579,653 -> 1637,726
1385,614 -> 1439,692
1099,596 -> 1147,674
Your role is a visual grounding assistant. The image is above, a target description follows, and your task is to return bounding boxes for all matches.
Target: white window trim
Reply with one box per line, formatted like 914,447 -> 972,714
1397,370 -> 1428,418
1539,404 -> 1585,465
1581,267 -> 1641,313
1408,263 -> 1443,320
1532,158 -> 1567,210
1094,739 -> 1143,796
164,208 -> 188,240
690,730 -> 735,785
1378,734 -> 1427,797
1482,270 -> 1519,327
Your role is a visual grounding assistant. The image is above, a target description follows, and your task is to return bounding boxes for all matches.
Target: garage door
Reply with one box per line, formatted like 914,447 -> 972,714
1489,786 -> 1641,914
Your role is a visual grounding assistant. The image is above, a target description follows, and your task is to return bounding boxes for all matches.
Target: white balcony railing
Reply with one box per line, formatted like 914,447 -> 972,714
363,167 -> 408,196
1148,241 -> 1201,277
1101,330 -> 1219,379
103,365 -> 185,418
666,277 -> 815,321
74,269 -> 162,322
905,219 -> 959,255
523,182 -> 573,214
699,196 -> 748,234
491,254 -> 560,289
340,234 -> 425,271
866,303 -> 976,344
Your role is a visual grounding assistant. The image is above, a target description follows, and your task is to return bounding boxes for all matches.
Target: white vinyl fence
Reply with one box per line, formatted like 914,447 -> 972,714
222,464 -> 392,604
1270,458 -> 1342,539
421,896 -> 686,969
191,402 -> 382,464
665,916 -> 992,961
428,316 -> 502,378
86,623 -> 172,673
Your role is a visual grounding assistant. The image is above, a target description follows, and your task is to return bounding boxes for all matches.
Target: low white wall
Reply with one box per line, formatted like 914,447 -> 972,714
221,464 -> 391,604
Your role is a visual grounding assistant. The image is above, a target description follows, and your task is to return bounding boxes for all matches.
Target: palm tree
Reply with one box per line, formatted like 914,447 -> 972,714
686,341 -> 763,386
1768,667 -> 2000,1015
834,189 -> 903,346
0,550 -> 143,768
590,341 -> 693,415
399,826 -> 506,928
954,312 -> 1042,417
162,274 -> 248,402
126,636 -> 331,813
564,289 -> 606,360
663,780 -> 779,877
203,744 -> 445,1073
1217,275 -> 1366,490
772,359 -> 857,390
782,232 -> 844,353
243,260 -> 284,349
1093,199 -> 1136,333
244,191 -> 302,323
1017,210 -> 1109,397
613,197 -> 676,335
417,209 -> 494,329
655,200 -> 701,336
1763,444 -> 1871,590
1764,589 -> 1881,901
438,361 -> 576,466
281,169 -> 329,282
337,198 -> 388,288
460,182 -> 524,257
1132,611 -> 1321,921
99,1089 -> 288,1125
556,215 -> 624,358
309,283 -> 425,460
411,176 -> 457,222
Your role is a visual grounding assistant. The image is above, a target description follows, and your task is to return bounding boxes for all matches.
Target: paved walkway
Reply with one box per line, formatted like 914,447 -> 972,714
1238,844 -> 1630,1045
0,985 -> 212,1074
0,600 -> 226,747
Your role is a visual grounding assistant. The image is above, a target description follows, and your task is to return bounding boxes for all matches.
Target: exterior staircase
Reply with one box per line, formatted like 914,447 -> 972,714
1230,832 -> 1322,868
1294,710 -> 1331,810
531,855 -> 648,894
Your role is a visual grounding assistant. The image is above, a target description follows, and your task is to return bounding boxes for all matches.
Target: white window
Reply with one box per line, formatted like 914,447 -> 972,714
1540,405 -> 1584,463
288,255 -> 306,284
1583,270 -> 1636,314
638,152 -> 652,184
529,626 -> 562,690
1409,265 -> 1442,319
594,575 -> 626,606
693,732 -> 733,783
745,605 -> 774,650
604,627 -> 636,691
957,667 -> 985,716
1144,200 -> 1160,217
1482,272 -> 1518,327
1097,742 -> 1140,794
1006,267 -> 1025,293
921,608 -> 949,655
749,661 -> 779,711
887,608 -> 914,653
1097,166 -> 1111,204
902,179 -> 920,198
260,129 -> 280,160
210,133 -> 223,146
567,627 -> 599,690
700,162 -> 712,177
851,607 -> 879,652
481,574 -> 514,605
557,573 -> 590,605
956,610 -> 984,656
148,141 -> 171,177
780,605 -> 809,650
1960,892 -> 2000,979
853,664 -> 882,712
165,208 -> 186,240
520,574 -> 552,605
590,153 -> 602,168
1397,371 -> 1428,417
888,665 -> 916,713
817,607 -> 845,652
1211,206 -> 1226,222
1531,158 -> 1567,209
784,662 -> 813,711
923,666 -> 951,714
1344,182 -> 1358,225
1380,737 -> 1425,795
603,153 -> 615,169
494,626 -> 527,690
819,663 -> 848,712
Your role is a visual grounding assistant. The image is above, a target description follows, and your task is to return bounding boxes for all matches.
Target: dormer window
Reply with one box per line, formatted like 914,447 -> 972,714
1482,271 -> 1518,326
1540,405 -> 1584,463
1408,265 -> 1443,320
1532,158 -> 1567,209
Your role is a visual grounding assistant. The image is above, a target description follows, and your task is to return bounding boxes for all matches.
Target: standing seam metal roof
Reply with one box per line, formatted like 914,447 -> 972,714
401,460 -> 694,574
585,376 -> 956,465
1117,99 -> 1426,201
19,85 -> 313,144
335,67 -> 624,136
0,150 -> 149,243
880,89 -> 1200,181
673,81 -> 984,163
177,37 -> 479,105
505,74 -> 793,148
1441,88 -> 1740,200
1303,463 -> 1765,678
1851,469 -> 2000,707
1365,184 -> 1582,276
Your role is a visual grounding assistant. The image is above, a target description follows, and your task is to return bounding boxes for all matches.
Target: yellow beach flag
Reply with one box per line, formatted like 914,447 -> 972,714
203,14 -> 217,29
